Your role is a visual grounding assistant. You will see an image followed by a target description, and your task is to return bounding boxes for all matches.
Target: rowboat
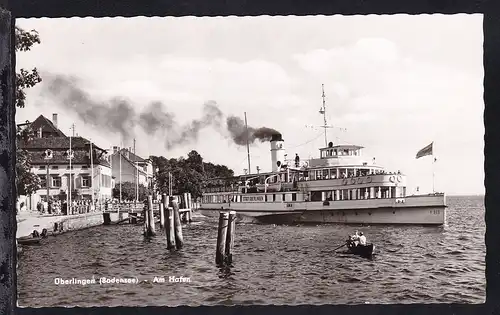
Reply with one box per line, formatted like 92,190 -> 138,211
17,228 -> 48,246
346,242 -> 375,259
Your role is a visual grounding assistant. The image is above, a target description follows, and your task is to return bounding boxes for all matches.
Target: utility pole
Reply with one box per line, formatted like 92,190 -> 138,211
68,124 -> 75,215
119,142 -> 122,203
89,138 -> 95,210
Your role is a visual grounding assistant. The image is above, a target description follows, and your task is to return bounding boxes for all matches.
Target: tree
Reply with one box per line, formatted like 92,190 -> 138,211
15,27 -> 43,199
112,181 -> 150,201
150,150 -> 235,200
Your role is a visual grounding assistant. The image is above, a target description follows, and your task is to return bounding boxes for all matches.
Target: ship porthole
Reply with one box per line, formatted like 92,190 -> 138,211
355,212 -> 358,215
393,211 -> 396,214
368,212 -> 372,216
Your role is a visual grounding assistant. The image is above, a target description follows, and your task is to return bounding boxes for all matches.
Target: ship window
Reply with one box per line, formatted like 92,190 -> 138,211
316,170 -> 323,180
273,194 -> 276,202
334,149 -> 338,155
292,193 -> 297,201
323,169 -> 330,179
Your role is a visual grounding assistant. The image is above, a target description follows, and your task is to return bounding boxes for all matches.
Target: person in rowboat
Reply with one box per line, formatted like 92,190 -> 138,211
349,231 -> 360,247
358,232 -> 367,246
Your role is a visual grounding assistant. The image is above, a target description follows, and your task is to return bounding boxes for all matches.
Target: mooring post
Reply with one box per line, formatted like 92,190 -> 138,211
225,211 -> 236,265
187,192 -> 193,223
147,195 -> 156,236
216,212 -> 229,265
164,194 -> 176,250
129,213 -> 138,224
171,197 -> 184,249
143,198 -> 149,235
159,202 -> 165,230
103,212 -> 111,225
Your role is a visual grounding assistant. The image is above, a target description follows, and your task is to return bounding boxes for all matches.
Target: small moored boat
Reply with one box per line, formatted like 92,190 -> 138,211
17,237 -> 42,245
346,241 -> 375,259
17,228 -> 48,246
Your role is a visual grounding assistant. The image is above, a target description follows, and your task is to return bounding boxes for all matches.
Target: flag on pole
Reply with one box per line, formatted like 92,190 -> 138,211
415,142 -> 433,159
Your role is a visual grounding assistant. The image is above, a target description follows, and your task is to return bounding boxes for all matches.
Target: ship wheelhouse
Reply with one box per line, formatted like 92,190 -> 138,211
293,142 -> 408,202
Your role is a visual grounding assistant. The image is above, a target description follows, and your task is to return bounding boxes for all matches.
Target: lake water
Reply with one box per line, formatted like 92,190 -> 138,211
17,195 -> 485,306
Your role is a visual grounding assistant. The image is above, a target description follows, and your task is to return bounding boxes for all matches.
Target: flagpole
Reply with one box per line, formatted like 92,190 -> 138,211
432,141 -> 436,194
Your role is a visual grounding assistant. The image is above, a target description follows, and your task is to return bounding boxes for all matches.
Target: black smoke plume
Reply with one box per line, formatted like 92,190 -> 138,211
226,116 -> 281,145
41,73 -> 280,149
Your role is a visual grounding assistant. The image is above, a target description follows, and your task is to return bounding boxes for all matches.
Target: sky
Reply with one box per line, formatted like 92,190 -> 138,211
15,14 -> 484,195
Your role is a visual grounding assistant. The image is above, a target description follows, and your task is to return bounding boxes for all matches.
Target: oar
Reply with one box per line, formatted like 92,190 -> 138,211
333,243 -> 347,251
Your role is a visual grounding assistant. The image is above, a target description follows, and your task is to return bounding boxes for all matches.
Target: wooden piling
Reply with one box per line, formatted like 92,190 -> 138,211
225,211 -> 236,265
171,198 -> 184,249
163,194 -> 176,250
187,193 -> 193,222
147,195 -> 156,236
166,207 -> 176,249
129,213 -> 138,224
143,199 -> 149,235
159,202 -> 165,230
103,212 -> 111,225
215,211 -> 229,265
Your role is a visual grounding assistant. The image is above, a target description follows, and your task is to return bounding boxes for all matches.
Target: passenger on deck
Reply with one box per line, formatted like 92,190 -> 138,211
295,153 -> 300,167
358,232 -> 367,246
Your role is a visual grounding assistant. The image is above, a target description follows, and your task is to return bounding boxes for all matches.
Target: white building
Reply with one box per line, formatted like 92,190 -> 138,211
19,114 -> 113,210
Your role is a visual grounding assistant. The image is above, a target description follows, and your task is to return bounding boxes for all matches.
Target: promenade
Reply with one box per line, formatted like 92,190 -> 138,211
16,210 -> 108,239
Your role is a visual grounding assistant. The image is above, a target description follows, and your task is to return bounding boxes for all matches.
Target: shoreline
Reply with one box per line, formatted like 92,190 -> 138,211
16,211 -> 122,239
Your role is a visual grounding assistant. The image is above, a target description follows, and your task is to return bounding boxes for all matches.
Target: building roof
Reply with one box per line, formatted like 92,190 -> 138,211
118,148 -> 149,163
20,136 -> 106,152
114,151 -> 149,176
28,147 -> 111,167
28,115 -> 67,137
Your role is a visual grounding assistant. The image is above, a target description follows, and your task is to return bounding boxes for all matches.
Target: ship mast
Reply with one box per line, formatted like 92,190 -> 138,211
319,84 -> 328,147
244,112 -> 251,174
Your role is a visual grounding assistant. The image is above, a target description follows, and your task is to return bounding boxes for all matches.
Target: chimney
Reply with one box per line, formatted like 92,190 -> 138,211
52,113 -> 58,128
270,133 -> 285,172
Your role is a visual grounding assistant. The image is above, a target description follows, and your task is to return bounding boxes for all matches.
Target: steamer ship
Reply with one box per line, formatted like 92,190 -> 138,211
198,86 -> 447,225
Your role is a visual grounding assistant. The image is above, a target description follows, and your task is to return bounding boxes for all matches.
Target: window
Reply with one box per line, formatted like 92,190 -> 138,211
81,166 -> 88,170
51,165 -> 59,170
323,169 -> 330,179
316,170 -> 323,180
82,176 -> 91,187
66,165 -> 74,170
51,176 -> 62,187
39,165 -> 46,170
292,193 -> 297,201
38,175 -> 46,188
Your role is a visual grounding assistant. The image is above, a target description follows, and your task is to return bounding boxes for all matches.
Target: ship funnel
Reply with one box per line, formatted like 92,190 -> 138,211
270,133 -> 285,172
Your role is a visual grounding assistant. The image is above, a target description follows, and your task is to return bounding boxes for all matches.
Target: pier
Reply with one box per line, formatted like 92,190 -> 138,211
101,193 -> 194,227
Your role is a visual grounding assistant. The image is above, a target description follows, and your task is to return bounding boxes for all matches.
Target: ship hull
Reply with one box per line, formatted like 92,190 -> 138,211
198,194 -> 446,225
